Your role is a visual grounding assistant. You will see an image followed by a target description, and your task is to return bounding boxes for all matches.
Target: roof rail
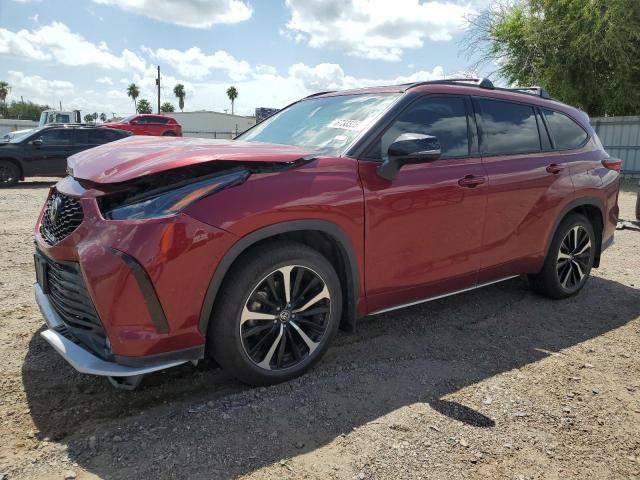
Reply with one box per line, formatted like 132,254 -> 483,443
404,77 -> 495,90
506,86 -> 552,99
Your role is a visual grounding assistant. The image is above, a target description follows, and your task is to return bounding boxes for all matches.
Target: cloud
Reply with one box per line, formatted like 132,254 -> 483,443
7,70 -> 74,102
0,22 -> 146,72
146,46 -> 251,81
97,76 -> 114,85
284,0 -> 478,61
92,0 -> 252,28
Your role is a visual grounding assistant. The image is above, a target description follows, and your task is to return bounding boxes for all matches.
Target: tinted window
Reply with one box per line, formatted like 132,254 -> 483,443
479,99 -> 540,155
371,96 -> 469,160
149,116 -> 169,124
38,129 -> 73,146
87,129 -> 111,144
542,109 -> 587,150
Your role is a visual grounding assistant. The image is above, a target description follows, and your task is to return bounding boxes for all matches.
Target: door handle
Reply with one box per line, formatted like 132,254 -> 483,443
458,175 -> 486,188
546,163 -> 564,174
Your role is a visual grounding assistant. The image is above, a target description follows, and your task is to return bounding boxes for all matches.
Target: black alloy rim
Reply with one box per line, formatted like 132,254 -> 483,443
240,265 -> 331,371
557,225 -> 591,290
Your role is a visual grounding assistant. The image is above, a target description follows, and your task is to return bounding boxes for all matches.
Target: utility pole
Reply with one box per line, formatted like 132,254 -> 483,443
156,65 -> 161,114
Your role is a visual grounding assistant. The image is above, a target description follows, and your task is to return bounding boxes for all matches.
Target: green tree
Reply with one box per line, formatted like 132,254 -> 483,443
0,81 -> 9,105
3,100 -> 49,121
0,81 -> 10,118
160,102 -> 175,113
127,83 -> 140,113
466,0 -> 640,116
99,112 -> 107,122
173,84 -> 186,112
84,114 -> 94,123
137,98 -> 152,114
226,86 -> 238,115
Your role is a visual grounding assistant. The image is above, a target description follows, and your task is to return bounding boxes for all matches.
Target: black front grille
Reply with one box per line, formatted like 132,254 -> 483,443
42,254 -> 112,360
40,190 -> 83,246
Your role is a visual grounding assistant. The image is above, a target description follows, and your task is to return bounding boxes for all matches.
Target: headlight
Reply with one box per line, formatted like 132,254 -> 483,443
104,169 -> 249,220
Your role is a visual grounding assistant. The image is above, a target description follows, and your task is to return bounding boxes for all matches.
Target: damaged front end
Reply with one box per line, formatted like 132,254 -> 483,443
85,157 -> 315,221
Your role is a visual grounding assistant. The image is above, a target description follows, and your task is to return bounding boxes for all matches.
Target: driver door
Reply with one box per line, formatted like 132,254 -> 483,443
357,95 -> 488,312
25,128 -> 75,176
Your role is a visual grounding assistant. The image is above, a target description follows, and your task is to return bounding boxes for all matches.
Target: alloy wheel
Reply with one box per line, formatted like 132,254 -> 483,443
240,265 -> 331,371
556,225 -> 591,290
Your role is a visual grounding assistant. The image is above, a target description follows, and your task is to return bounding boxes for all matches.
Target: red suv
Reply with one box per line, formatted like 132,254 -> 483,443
101,114 -> 182,137
34,79 -> 620,388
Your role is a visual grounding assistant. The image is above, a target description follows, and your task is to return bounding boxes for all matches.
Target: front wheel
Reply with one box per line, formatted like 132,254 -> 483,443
529,213 -> 596,299
208,241 -> 342,385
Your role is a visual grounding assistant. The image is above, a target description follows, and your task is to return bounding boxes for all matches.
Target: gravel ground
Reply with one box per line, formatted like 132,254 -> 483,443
0,179 -> 639,480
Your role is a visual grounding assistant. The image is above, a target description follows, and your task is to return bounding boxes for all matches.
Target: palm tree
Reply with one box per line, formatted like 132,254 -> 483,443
127,83 -> 140,113
99,112 -> 107,122
226,86 -> 238,115
0,81 -> 9,105
173,84 -> 186,112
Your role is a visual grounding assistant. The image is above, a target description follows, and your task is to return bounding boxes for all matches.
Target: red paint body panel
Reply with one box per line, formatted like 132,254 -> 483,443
34,83 -> 621,365
35,181 -> 237,357
358,156 -> 488,312
68,137 -> 316,184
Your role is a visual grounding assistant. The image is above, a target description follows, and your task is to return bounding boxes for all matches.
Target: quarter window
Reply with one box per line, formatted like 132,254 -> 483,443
371,96 -> 470,160
542,109 -> 588,150
478,99 -> 541,155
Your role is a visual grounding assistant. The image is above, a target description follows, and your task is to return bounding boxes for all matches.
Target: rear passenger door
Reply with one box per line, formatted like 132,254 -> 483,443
474,97 -> 575,282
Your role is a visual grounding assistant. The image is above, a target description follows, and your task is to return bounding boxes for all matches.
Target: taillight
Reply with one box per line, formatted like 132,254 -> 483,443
602,158 -> 622,171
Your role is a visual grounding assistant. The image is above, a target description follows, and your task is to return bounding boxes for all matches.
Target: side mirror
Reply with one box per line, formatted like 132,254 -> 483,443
129,119 -> 138,125
31,138 -> 43,147
377,133 -> 441,181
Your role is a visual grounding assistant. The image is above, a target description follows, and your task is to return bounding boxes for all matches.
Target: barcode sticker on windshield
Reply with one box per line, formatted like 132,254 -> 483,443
328,119 -> 362,131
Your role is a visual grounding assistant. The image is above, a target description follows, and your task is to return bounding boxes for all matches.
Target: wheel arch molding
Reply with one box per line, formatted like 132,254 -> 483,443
544,196 -> 605,267
198,219 -> 360,336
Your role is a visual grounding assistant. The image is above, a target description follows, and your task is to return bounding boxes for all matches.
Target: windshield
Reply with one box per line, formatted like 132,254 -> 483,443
5,129 -> 37,143
238,93 -> 400,155
119,115 -> 136,123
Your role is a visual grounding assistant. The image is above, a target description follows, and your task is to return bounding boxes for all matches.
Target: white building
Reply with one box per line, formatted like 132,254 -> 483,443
169,111 -> 256,139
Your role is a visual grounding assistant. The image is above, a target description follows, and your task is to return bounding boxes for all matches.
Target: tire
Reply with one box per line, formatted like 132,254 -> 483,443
162,131 -> 176,136
0,160 -> 20,187
529,213 -> 596,299
208,241 -> 342,386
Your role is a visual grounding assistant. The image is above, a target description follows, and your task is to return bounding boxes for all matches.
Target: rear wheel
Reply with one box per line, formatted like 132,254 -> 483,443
530,213 -> 595,299
162,131 -> 176,136
208,242 -> 342,385
0,160 -> 20,187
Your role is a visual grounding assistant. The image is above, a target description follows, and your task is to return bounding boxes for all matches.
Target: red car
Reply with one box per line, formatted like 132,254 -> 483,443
34,79 -> 620,388
101,114 -> 182,137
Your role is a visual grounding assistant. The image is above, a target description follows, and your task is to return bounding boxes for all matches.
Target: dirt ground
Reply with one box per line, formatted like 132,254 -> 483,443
0,179 -> 638,480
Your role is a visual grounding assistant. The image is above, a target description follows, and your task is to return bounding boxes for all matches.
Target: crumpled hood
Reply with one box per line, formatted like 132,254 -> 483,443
68,136 -> 316,184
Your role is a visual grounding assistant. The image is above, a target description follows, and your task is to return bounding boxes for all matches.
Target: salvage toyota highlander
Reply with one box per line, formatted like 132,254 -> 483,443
34,78 -> 620,388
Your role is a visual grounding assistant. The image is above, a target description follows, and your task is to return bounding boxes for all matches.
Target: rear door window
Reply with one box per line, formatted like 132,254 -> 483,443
478,99 -> 541,155
542,109 -> 588,150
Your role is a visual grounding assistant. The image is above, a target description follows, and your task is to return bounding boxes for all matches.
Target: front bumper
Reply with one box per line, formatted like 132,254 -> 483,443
35,283 -> 188,377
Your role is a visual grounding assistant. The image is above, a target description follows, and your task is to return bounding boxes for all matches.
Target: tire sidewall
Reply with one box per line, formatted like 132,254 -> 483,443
209,243 -> 342,385
0,161 -> 20,187
548,214 -> 595,296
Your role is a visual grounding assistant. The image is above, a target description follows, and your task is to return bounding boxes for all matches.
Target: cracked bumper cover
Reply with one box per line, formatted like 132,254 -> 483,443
35,284 -> 188,377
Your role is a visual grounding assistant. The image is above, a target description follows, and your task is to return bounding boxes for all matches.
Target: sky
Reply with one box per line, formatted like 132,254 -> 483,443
0,0 -> 492,117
